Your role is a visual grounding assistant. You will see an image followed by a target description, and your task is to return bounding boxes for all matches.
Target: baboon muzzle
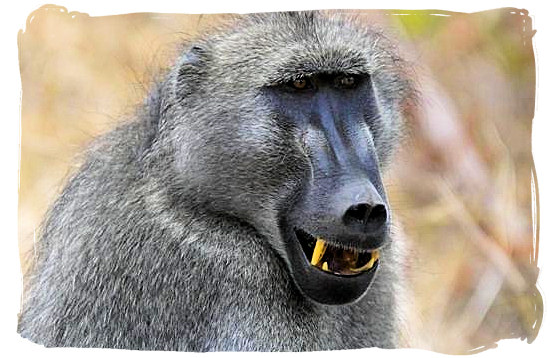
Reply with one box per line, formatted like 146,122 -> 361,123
294,88 -> 390,251
269,72 -> 391,304
283,149 -> 390,304
293,177 -> 389,250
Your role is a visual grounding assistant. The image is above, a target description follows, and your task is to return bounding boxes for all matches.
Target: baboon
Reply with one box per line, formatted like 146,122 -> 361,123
18,11 -> 415,351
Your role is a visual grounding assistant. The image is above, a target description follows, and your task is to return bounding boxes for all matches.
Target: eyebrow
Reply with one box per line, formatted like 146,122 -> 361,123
264,50 -> 370,85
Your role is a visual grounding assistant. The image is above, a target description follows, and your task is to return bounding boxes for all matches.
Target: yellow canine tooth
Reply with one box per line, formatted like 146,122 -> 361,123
322,262 -> 329,271
311,237 -> 327,266
350,250 -> 380,273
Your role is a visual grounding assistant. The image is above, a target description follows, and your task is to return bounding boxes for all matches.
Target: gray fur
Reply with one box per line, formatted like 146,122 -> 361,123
18,12 -> 415,351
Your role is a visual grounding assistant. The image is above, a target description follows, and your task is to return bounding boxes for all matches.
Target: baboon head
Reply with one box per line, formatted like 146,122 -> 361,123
161,12 -> 413,305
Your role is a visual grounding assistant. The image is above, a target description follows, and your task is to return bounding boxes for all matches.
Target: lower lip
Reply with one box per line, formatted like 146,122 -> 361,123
283,226 -> 381,305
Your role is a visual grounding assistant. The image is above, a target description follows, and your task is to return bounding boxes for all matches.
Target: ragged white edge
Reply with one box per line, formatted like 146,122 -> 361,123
8,2 -> 550,358
531,170 -> 538,265
13,0 -> 543,18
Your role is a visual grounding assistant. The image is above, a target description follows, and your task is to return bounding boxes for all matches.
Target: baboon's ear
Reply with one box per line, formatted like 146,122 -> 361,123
180,45 -> 209,67
176,44 -> 210,97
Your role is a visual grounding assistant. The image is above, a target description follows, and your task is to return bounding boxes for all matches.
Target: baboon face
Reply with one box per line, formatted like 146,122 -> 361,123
273,71 -> 390,305
171,13 -> 408,305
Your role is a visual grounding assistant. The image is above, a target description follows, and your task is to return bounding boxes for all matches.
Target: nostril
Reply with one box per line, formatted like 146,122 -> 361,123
344,204 -> 371,224
343,203 -> 388,232
366,204 -> 388,232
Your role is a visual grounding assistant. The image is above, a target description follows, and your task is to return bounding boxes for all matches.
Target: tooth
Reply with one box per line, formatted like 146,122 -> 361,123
371,250 -> 380,262
365,250 -> 379,269
350,250 -> 380,272
322,262 -> 329,271
311,237 -> 327,266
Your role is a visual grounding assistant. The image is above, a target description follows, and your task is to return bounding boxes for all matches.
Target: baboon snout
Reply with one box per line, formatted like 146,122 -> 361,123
290,178 -> 390,251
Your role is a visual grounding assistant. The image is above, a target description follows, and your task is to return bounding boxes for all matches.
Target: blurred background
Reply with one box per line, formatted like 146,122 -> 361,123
17,6 -> 541,354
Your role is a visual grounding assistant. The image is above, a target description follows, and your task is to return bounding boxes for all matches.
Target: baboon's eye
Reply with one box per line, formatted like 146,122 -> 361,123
335,75 -> 359,89
290,77 -> 312,90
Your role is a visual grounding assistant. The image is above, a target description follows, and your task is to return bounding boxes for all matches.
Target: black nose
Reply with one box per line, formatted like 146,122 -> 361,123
343,203 -> 388,235
288,176 -> 390,249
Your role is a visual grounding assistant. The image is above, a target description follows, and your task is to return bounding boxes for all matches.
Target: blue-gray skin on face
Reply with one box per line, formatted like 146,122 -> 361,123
18,11 -> 415,351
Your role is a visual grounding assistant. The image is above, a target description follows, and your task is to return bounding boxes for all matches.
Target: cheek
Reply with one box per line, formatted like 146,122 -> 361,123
175,111 -> 310,222
236,126 -> 310,210
220,127 -> 308,212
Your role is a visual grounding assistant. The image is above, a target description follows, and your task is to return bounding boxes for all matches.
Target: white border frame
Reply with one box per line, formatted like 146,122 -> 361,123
3,1 -> 547,357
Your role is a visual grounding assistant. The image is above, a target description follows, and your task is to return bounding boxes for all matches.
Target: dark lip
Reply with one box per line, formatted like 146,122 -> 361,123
279,220 -> 380,305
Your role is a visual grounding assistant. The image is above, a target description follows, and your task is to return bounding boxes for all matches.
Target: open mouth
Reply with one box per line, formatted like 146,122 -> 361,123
295,228 -> 380,276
